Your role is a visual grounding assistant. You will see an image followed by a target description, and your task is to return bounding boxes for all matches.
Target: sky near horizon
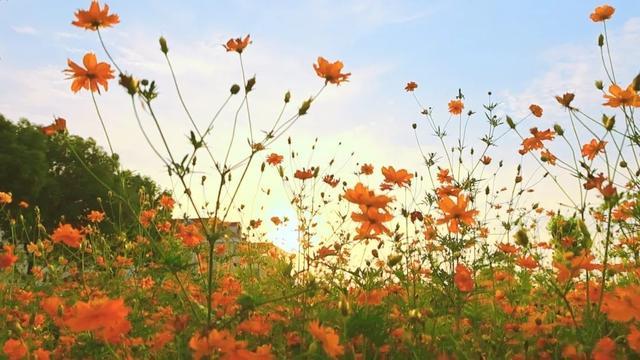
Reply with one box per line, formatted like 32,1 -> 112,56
1,1 -> 639,251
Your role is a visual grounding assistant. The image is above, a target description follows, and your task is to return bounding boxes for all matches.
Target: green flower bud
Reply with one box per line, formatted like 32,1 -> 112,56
230,84 -> 240,94
159,36 -> 169,54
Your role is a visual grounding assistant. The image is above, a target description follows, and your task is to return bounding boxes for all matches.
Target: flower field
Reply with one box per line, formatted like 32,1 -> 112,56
2,2 -> 640,359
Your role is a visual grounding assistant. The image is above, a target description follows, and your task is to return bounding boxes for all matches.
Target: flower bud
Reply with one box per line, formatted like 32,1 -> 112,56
387,254 -> 403,267
298,98 -> 312,116
598,34 -> 604,47
245,76 -> 256,92
620,160 -> 627,168
595,80 -> 603,90
514,228 -> 529,247
284,91 -> 291,103
159,36 -> 169,54
553,124 -> 564,136
119,74 -> 139,96
338,296 -> 351,317
633,73 -> 640,92
506,115 -> 515,129
230,84 -> 240,94
602,115 -> 615,131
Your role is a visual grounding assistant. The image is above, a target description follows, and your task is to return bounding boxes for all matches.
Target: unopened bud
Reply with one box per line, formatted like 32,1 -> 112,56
230,84 -> 240,94
284,91 -> 291,103
603,115 -> 615,131
553,124 -> 564,136
598,34 -> 604,47
159,36 -> 169,54
298,98 -> 312,116
119,74 -> 139,96
595,80 -> 604,90
245,77 -> 256,92
506,115 -> 515,129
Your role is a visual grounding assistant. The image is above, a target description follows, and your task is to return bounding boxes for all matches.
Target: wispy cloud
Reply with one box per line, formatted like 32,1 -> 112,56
11,25 -> 37,35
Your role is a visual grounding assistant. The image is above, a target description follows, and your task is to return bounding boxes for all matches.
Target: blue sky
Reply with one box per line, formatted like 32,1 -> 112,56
1,1 -> 639,250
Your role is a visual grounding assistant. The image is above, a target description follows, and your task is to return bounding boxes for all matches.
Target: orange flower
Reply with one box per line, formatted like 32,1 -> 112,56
555,92 -> 575,108
139,209 -> 156,227
32,348 -> 50,360
87,210 -> 105,223
294,168 -> 314,180
540,150 -> 557,165
344,183 -> 392,209
581,139 -> 607,160
51,224 -> 83,248
323,174 -> 340,188
41,117 -> 67,136
266,153 -> 283,166
382,166 -> 413,188
602,285 -> 640,322
344,183 -> 393,239
590,5 -> 615,22
308,321 -> 344,359
498,243 -> 519,254
516,256 -> 538,270
65,53 -> 114,93
628,326 -> 640,353
437,194 -> 479,233
271,216 -> 282,225
159,194 -> 175,210
313,57 -> 351,85
64,297 -> 131,344
0,191 -> 12,204
405,81 -> 418,92
448,99 -> 464,115
360,163 -> 374,175
480,156 -> 492,165
520,127 -> 555,154
18,201 -> 29,209
2,339 -> 27,360
454,263 -> 474,292
437,168 -> 453,183
72,1 -> 120,30
603,84 -> 640,108
592,337 -> 616,360
0,245 -> 18,270
178,223 -> 204,247
223,34 -> 251,54
529,104 -> 543,117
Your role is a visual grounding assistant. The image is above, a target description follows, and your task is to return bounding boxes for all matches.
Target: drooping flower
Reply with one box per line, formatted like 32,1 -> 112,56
448,99 -> 464,115
581,139 -> 607,160
590,5 -> 615,22
270,216 -> 282,225
381,166 -> 413,188
308,321 -> 344,359
454,263 -> 474,292
294,168 -> 314,181
65,53 -> 114,93
555,92 -> 575,108
323,174 -> 340,188
51,224 -> 83,248
72,1 -> 120,30
223,34 -> 251,54
405,81 -> 418,92
437,194 -> 479,233
313,57 -> 351,85
529,104 -> 543,117
540,150 -> 557,165
603,84 -> 640,108
266,153 -> 283,166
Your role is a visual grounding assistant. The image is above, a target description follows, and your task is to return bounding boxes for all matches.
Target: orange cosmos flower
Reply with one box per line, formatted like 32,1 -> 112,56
64,297 -> 131,344
139,209 -> 156,227
294,168 -> 314,180
516,256 -> 538,270
628,327 -> 640,353
308,321 -> 344,359
2,339 -> 27,360
497,243 -> 518,254
65,53 -> 114,93
32,348 -> 51,360
270,216 -> 282,225
313,57 -> 351,85
590,5 -> 615,22
520,127 -> 555,154
344,183 -> 392,209
405,81 -> 418,92
266,153 -> 283,166
437,168 -> 453,183
51,224 -> 83,248
592,337 -> 616,360
555,92 -> 575,108
454,263 -> 474,292
323,174 -> 340,188
0,191 -> 12,204
0,245 -> 18,270
72,1 -> 120,30
41,117 -> 67,136
480,156 -> 492,165
351,206 -> 394,239
382,166 -> 413,188
87,210 -> 105,223
360,163 -> 374,175
603,84 -> 640,108
223,34 -> 251,54
540,150 -> 557,165
159,194 -> 175,210
581,139 -> 607,160
602,285 -> 640,322
178,224 -> 204,247
437,194 -> 479,233
448,99 -> 464,115
529,104 -> 543,117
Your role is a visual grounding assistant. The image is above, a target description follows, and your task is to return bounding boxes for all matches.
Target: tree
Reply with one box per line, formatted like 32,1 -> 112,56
0,114 -> 160,234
